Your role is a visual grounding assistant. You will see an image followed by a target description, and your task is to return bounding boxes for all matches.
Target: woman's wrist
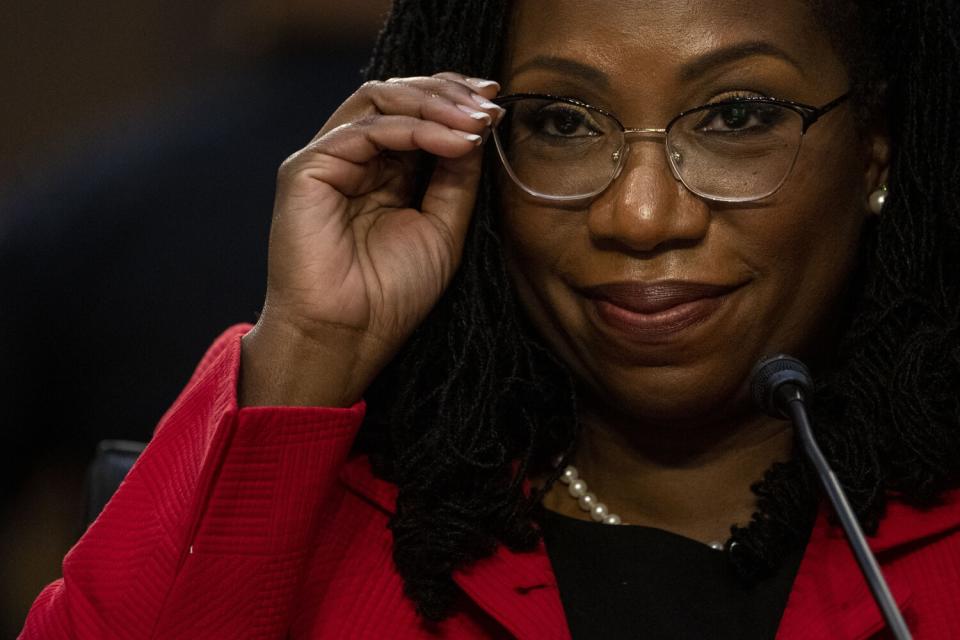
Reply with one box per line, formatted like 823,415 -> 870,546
239,320 -> 370,408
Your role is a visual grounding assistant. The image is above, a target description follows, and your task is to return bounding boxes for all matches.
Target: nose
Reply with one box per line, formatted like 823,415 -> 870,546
586,140 -> 711,253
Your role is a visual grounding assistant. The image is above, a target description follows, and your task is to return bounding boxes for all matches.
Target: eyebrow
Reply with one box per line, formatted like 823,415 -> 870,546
508,55 -> 612,89
678,41 -> 804,81
508,41 -> 804,88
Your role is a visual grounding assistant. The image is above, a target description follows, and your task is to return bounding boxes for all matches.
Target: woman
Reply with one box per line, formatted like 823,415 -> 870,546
22,0 -> 960,638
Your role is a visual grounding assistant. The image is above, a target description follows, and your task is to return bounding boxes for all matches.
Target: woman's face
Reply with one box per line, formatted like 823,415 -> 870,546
498,0 -> 888,425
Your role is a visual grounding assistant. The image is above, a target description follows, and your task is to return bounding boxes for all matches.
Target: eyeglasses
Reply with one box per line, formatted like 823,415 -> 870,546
490,92 -> 849,203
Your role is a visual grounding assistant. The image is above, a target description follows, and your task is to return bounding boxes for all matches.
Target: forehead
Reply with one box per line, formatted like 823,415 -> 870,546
502,0 -> 843,95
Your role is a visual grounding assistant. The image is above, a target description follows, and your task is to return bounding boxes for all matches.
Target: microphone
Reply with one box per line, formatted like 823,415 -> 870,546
750,355 -> 912,640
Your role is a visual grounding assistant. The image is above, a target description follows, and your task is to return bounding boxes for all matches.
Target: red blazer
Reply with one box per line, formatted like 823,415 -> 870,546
20,326 -> 960,639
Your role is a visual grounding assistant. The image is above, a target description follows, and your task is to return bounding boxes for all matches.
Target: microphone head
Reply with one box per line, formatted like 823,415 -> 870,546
750,355 -> 813,418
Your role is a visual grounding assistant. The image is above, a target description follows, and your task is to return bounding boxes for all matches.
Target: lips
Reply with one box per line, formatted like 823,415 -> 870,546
579,280 -> 743,341
580,281 -> 740,313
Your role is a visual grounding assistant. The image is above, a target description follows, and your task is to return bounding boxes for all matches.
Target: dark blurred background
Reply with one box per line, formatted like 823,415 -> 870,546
0,1 -> 390,634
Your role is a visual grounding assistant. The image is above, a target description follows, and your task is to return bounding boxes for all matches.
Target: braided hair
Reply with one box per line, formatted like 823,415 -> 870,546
358,0 -> 960,621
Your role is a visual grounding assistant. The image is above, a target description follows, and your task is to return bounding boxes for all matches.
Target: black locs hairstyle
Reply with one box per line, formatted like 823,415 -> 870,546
358,0 -> 960,622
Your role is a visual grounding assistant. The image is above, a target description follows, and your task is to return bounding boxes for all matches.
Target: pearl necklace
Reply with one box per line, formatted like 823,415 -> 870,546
559,465 -> 727,551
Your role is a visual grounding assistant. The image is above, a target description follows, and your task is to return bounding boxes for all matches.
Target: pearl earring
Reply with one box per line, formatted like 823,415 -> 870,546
869,184 -> 888,214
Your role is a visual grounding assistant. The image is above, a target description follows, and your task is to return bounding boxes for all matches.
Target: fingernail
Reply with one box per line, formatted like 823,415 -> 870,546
457,103 -> 492,123
453,130 -> 484,145
466,78 -> 500,90
471,93 -> 501,110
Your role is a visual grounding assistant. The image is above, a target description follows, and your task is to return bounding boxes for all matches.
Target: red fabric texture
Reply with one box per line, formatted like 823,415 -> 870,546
20,325 -> 960,639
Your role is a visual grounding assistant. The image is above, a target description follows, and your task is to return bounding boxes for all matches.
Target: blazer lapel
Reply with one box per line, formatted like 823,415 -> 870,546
775,508 -> 913,639
453,539 -> 571,640
341,457 -> 570,639
777,490 -> 960,639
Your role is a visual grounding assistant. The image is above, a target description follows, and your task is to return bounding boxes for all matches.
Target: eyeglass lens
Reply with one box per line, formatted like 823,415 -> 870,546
493,97 -> 806,202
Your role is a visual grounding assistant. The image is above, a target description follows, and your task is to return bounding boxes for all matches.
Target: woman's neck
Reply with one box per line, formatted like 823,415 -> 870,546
541,406 -> 794,545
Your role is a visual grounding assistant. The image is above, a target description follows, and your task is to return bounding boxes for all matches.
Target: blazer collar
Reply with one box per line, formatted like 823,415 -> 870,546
340,456 -> 570,639
452,539 -> 570,640
776,489 -> 960,639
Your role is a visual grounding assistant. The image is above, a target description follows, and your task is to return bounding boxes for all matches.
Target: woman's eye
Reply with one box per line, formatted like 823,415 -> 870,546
696,102 -> 785,134
531,105 -> 601,138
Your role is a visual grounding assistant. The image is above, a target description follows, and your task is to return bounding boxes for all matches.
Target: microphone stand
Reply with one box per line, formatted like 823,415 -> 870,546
781,385 -> 912,640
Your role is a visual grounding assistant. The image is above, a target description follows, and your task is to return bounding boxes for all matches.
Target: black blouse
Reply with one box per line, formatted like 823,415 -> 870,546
539,509 -> 806,639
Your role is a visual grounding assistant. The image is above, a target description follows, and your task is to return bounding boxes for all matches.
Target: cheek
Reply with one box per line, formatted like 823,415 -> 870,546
738,134 -> 869,351
500,194 -> 582,291
499,194 -> 595,364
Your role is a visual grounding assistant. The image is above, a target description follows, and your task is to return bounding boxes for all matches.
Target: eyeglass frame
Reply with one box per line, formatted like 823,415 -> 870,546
490,92 -> 851,203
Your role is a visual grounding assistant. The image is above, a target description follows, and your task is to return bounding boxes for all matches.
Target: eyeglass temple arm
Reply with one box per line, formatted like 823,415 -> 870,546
801,93 -> 851,130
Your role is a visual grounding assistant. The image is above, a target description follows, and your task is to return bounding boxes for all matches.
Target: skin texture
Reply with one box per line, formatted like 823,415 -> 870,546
500,0 -> 889,542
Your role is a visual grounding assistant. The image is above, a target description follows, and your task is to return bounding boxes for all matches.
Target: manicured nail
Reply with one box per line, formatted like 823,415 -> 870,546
466,78 -> 500,90
457,103 -> 492,123
471,93 -> 501,110
453,130 -> 484,145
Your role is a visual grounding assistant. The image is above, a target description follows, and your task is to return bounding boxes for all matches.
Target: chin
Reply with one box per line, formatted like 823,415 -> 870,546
577,360 -> 758,428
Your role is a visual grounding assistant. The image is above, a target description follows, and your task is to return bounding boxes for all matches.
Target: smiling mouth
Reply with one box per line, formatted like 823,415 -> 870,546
579,280 -> 744,340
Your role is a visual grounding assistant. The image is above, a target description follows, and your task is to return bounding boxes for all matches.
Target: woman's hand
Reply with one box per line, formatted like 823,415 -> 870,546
240,73 -> 503,408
